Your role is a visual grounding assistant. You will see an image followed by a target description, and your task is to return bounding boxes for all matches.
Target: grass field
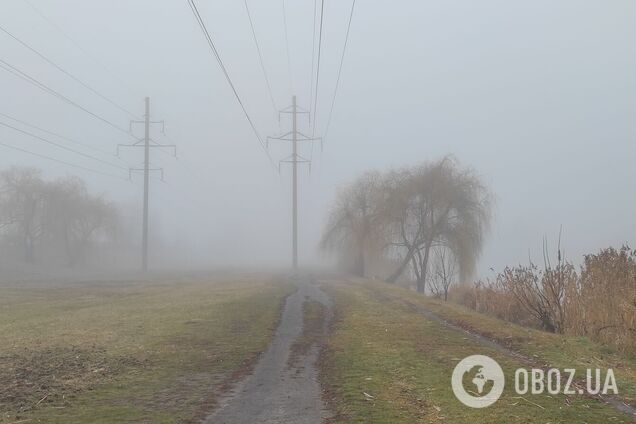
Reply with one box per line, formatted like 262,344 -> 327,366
0,275 -> 294,423
320,278 -> 636,424
2,274 -> 633,423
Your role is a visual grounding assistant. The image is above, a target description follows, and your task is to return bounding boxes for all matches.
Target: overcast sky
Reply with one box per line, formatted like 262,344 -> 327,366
0,0 -> 634,275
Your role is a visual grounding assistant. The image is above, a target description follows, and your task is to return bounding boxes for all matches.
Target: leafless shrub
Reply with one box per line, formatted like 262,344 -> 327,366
451,245 -> 636,352
429,247 -> 457,301
497,261 -> 574,334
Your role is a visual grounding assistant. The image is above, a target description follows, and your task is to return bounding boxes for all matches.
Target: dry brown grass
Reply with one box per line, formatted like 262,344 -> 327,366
566,246 -> 636,352
0,346 -> 148,414
452,282 -> 537,327
450,246 -> 636,353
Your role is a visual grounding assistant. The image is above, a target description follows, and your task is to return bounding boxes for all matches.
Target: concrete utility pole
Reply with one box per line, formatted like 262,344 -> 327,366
118,97 -> 176,272
142,97 -> 150,272
268,95 -> 321,270
292,96 -> 298,269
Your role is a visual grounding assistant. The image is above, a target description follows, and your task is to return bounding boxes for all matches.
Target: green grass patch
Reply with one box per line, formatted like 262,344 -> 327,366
360,280 -> 636,407
321,280 -> 633,423
0,276 -> 294,423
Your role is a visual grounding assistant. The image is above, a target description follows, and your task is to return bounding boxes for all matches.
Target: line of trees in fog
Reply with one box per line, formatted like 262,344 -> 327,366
321,156 -> 492,293
0,167 -> 119,267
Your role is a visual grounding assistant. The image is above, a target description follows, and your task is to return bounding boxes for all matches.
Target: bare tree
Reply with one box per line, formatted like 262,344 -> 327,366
321,171 -> 383,276
0,168 -> 120,267
320,157 -> 491,290
430,247 -> 457,301
0,168 -> 47,262
384,157 -> 492,292
70,196 -> 118,265
45,177 -> 118,266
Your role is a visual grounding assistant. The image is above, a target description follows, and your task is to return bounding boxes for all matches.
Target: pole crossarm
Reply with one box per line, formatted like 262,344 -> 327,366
267,131 -> 293,141
278,106 -> 310,124
279,154 -> 311,173
116,142 -> 177,157
130,119 -> 165,133
280,104 -> 310,114
129,167 -> 164,181
280,153 -> 311,163
150,140 -> 178,157
267,132 -> 321,143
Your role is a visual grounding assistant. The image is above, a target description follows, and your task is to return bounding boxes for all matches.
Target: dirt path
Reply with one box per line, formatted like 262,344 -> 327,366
204,276 -> 331,424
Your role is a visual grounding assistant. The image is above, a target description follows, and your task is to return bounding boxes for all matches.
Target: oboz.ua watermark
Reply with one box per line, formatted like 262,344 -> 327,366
451,354 -> 618,408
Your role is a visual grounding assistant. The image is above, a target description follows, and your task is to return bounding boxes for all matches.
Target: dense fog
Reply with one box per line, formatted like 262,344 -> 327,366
0,0 -> 634,278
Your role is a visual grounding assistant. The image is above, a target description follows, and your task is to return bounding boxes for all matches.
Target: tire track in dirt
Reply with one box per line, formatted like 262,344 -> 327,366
203,275 -> 331,424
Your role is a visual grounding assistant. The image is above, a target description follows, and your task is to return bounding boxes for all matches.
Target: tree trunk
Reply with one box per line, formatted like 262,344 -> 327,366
24,236 -> 34,263
354,245 -> 365,277
64,228 -> 74,267
386,244 -> 416,283
416,276 -> 426,293
416,242 -> 432,293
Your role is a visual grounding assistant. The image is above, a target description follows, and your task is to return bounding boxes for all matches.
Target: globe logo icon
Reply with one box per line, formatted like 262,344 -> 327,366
452,355 -> 505,408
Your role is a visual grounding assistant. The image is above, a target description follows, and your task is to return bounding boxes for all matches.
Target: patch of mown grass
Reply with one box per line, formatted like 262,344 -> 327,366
321,280 -> 633,423
0,276 -> 294,423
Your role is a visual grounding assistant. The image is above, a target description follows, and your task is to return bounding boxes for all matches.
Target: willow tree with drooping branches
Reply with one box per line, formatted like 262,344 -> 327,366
321,157 -> 492,291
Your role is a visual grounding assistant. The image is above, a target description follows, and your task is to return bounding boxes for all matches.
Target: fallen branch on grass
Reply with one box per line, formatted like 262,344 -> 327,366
510,396 -> 546,409
35,394 -> 48,406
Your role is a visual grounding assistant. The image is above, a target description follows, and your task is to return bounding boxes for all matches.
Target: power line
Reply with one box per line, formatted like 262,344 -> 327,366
243,0 -> 277,113
0,59 -> 132,136
159,179 -> 215,216
0,120 -> 129,172
149,136 -> 231,207
282,0 -> 294,94
173,152 -> 211,189
323,0 -> 356,142
0,140 -> 126,180
0,24 -> 138,118
148,136 -> 223,202
0,111 -> 121,158
186,0 -> 278,171
308,0 -> 319,161
309,0 -> 318,122
21,0 -> 141,100
312,0 -> 326,135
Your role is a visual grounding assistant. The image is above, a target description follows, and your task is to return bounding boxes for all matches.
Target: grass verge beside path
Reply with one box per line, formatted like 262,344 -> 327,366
320,278 -> 634,423
0,275 -> 294,423
358,279 -> 636,407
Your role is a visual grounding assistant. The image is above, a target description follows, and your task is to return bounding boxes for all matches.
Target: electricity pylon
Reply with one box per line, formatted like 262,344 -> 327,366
268,95 -> 321,270
117,97 -> 176,272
